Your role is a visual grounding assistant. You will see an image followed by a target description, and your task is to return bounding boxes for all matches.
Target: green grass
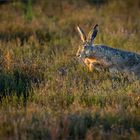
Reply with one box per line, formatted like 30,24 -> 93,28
0,0 -> 140,140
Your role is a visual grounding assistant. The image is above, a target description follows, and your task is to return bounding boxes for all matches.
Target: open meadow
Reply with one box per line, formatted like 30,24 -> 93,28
0,0 -> 140,139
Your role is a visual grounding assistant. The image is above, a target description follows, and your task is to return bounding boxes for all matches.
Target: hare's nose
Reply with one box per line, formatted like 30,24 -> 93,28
77,54 -> 80,57
77,54 -> 81,58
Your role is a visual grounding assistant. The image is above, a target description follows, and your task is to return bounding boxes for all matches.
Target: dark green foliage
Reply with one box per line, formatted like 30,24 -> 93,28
0,70 -> 32,103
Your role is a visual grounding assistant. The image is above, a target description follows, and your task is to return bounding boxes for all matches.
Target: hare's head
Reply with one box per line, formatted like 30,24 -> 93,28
76,24 -> 98,59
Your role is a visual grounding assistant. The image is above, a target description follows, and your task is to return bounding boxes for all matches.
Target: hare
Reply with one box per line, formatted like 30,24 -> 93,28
76,24 -> 140,78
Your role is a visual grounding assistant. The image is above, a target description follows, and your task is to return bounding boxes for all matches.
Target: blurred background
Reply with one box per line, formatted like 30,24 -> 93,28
0,0 -> 140,47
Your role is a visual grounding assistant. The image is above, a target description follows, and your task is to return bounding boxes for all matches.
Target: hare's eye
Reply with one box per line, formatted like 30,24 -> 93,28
84,45 -> 87,49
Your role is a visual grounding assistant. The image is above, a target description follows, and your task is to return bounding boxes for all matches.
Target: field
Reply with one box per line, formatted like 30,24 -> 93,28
0,0 -> 140,139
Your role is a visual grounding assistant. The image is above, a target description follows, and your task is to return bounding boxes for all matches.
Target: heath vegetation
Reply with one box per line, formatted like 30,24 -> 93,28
0,0 -> 140,140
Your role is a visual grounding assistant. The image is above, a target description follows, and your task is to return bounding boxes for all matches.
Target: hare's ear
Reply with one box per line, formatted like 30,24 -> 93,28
88,24 -> 98,43
76,26 -> 86,42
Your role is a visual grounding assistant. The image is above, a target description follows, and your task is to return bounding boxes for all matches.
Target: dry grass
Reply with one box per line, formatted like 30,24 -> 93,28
0,0 -> 140,140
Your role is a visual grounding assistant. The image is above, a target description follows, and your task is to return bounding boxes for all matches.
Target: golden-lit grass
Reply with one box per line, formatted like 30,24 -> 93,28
0,0 -> 140,139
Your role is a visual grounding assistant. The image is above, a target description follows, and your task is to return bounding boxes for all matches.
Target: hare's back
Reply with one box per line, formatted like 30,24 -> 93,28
95,45 -> 140,61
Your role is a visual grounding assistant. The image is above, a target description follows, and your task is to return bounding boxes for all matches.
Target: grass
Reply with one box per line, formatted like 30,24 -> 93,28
0,0 -> 140,139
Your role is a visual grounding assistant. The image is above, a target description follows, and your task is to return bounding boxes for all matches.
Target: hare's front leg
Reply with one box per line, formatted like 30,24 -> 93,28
84,58 -> 99,71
